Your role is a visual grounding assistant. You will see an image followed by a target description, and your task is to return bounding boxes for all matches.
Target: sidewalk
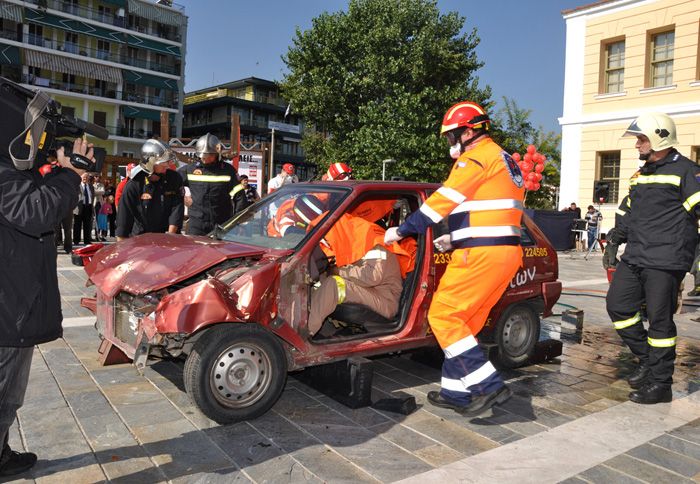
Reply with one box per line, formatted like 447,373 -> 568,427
4,252 -> 699,483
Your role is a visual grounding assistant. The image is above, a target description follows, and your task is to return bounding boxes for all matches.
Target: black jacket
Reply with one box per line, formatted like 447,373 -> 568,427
231,183 -> 258,214
116,170 -> 184,237
622,150 -> 700,270
178,160 -> 237,226
0,163 -> 80,346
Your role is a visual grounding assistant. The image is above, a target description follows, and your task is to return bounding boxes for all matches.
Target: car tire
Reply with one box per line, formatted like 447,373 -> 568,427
492,304 -> 540,369
183,324 -> 287,424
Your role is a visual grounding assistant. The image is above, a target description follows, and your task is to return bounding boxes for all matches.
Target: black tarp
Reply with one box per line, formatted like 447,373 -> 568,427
525,209 -> 577,251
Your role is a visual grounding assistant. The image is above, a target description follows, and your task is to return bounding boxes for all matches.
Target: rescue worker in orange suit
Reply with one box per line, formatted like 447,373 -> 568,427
178,133 -> 238,236
606,112 -> 700,404
385,101 -> 524,416
322,162 -> 353,181
309,212 -> 403,337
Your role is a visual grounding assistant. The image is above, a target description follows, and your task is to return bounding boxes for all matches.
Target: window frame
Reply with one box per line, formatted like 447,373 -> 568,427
595,151 -> 621,204
645,26 -> 675,88
599,37 -> 625,94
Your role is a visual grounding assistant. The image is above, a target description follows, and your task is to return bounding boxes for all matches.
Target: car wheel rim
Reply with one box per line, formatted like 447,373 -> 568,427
502,311 -> 533,356
210,342 -> 272,408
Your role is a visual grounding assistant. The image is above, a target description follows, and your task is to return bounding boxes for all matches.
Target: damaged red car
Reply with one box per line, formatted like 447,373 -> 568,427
79,181 -> 562,423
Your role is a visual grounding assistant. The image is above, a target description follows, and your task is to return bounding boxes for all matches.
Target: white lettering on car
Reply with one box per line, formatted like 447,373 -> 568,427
510,266 -> 536,288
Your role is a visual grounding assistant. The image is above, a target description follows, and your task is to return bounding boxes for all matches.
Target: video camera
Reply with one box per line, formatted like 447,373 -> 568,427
0,77 -> 109,172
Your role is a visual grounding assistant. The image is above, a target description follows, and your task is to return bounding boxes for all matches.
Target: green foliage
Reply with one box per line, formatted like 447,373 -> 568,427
490,97 -> 561,209
281,0 -> 491,181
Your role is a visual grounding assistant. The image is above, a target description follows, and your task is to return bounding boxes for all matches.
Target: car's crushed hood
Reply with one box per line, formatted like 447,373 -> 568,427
86,234 -> 267,297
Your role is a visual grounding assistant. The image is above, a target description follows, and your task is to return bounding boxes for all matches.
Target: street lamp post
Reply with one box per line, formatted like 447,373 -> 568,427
382,158 -> 396,181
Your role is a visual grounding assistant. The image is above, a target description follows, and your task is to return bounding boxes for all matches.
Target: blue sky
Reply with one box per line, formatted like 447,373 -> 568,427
179,0 -> 585,134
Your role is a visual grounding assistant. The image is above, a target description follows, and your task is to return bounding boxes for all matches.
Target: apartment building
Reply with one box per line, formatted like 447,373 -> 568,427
183,77 -> 314,181
0,0 -> 187,177
559,0 -> 700,230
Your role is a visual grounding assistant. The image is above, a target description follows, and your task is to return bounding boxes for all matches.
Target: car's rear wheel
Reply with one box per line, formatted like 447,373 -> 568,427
183,324 -> 287,424
493,304 -> 540,369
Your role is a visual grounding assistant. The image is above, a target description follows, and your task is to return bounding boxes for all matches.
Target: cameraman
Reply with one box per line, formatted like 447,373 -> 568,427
0,137 -> 93,477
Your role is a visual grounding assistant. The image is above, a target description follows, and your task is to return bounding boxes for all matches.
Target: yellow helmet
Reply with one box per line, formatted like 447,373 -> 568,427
623,112 -> 678,151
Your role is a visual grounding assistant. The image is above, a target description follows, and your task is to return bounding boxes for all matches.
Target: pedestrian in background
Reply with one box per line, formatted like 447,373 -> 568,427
231,175 -> 259,214
606,112 -> 700,404
96,195 -> 113,241
585,205 -> 601,250
73,172 -> 94,245
267,163 -> 297,194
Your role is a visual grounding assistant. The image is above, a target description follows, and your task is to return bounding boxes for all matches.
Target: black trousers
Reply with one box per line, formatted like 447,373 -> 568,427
0,347 -> 33,452
73,207 -> 93,245
187,218 -> 216,236
606,261 -> 684,386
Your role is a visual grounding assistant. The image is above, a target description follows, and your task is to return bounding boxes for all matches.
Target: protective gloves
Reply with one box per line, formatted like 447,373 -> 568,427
384,227 -> 403,244
433,234 -> 452,253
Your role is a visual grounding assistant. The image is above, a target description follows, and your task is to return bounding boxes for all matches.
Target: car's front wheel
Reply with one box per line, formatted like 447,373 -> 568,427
183,324 -> 287,424
493,304 -> 540,369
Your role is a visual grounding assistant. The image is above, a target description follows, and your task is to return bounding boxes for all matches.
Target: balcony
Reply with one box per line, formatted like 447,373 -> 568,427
25,0 -> 184,42
21,75 -> 178,109
0,29 -> 20,42
24,34 -> 180,75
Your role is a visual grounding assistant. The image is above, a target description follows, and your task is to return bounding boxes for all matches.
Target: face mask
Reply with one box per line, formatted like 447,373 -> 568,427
449,143 -> 462,160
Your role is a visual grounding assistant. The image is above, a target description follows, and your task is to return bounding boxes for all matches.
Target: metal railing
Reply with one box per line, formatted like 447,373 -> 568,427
24,34 -> 180,75
25,0 -> 184,41
22,75 -> 179,109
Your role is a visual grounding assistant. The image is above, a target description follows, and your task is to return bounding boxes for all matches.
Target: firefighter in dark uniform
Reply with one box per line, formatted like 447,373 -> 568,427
606,112 -> 700,404
178,133 -> 238,236
116,139 -> 184,240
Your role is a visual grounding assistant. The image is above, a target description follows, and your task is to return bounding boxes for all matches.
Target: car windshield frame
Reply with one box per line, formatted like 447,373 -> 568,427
217,184 -> 352,250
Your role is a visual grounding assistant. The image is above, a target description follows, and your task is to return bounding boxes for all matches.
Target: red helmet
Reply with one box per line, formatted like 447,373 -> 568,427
282,163 -> 295,175
440,101 -> 490,134
293,195 -> 325,225
325,162 -> 353,181
126,163 -> 136,177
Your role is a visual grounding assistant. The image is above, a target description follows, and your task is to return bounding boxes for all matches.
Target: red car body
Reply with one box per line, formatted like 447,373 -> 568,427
79,181 -> 562,422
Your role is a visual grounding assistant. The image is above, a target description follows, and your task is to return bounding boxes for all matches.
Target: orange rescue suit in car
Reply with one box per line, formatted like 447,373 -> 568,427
397,137 -> 525,403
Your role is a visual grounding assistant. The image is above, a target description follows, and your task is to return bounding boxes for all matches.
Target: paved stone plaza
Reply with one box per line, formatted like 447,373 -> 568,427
4,250 -> 699,483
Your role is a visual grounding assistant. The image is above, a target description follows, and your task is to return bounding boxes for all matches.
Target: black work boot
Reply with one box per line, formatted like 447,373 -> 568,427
427,391 -> 469,412
627,364 -> 650,389
629,383 -> 672,404
0,447 -> 37,477
457,385 -> 512,417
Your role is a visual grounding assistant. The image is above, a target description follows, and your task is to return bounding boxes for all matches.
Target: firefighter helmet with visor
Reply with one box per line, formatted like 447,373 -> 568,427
140,139 -> 173,175
622,112 -> 678,151
195,133 -> 220,158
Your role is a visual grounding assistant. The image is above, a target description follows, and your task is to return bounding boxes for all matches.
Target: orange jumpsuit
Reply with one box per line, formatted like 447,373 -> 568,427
397,137 -> 524,405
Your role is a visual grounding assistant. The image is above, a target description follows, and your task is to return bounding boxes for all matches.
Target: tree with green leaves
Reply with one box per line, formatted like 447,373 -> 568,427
280,0 -> 491,182
490,98 -> 561,209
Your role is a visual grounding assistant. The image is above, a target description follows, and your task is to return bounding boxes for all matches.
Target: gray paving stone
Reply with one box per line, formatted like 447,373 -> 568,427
412,443 -> 465,468
627,442 -> 700,478
91,365 -> 145,386
668,418 -> 700,446
558,477 -> 590,484
604,453 -> 697,484
170,468 -> 253,483
101,381 -> 166,406
580,464 -> 645,483
651,433 -> 700,461
291,445 -> 380,483
115,399 -> 184,428
248,411 -> 321,452
494,394 -> 574,428
65,390 -> 114,419
134,419 -> 232,478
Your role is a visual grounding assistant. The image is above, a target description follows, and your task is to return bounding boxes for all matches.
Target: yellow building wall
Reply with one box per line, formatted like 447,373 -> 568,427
581,0 -> 700,115
578,114 -> 700,228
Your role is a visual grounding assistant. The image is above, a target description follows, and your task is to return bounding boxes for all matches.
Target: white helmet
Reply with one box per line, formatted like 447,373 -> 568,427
195,133 -> 220,158
140,139 -> 173,175
623,112 -> 678,151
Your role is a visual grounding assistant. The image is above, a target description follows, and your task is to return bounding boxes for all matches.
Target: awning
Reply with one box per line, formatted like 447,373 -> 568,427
24,49 -> 122,83
0,44 -> 19,65
0,2 -> 22,22
25,8 -> 125,44
124,33 -> 180,57
123,70 -> 177,90
122,105 -> 174,122
127,0 -> 185,27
